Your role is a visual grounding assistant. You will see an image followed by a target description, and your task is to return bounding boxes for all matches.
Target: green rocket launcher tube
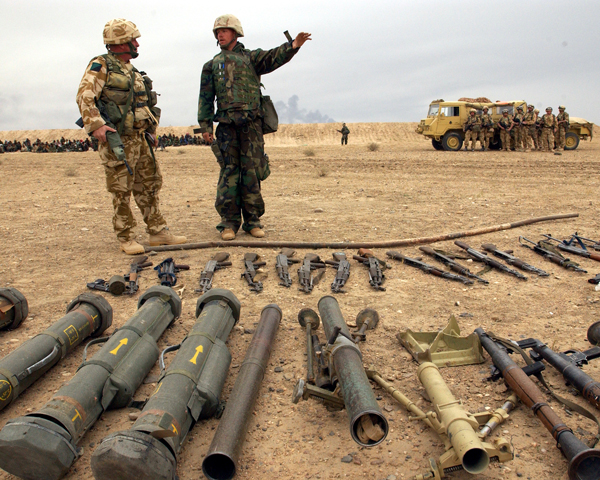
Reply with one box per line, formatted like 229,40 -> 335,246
0,292 -> 112,412
90,289 -> 241,480
0,287 -> 29,331
0,285 -> 181,480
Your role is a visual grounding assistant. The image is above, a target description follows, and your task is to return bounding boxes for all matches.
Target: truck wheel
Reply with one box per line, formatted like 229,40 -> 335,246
432,139 -> 444,150
442,132 -> 463,151
565,132 -> 580,150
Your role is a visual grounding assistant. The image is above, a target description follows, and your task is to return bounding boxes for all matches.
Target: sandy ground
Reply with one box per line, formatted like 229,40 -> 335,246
0,122 -> 599,480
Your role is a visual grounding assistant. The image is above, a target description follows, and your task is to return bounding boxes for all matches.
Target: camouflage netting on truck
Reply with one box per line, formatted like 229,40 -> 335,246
458,97 -> 492,103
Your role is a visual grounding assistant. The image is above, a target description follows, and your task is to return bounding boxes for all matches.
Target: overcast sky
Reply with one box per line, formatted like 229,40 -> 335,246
1,0 -> 599,131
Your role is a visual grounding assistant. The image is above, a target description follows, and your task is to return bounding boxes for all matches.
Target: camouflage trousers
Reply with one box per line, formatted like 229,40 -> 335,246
99,132 -> 166,241
214,119 -> 265,233
464,130 -> 482,150
341,134 -> 348,145
556,127 -> 567,149
500,130 -> 511,151
512,126 -> 525,151
482,128 -> 494,149
526,127 -> 538,150
540,128 -> 555,151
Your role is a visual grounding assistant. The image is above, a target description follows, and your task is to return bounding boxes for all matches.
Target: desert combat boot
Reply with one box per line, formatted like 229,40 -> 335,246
250,227 -> 265,238
148,227 -> 187,246
120,239 -> 145,255
221,228 -> 236,241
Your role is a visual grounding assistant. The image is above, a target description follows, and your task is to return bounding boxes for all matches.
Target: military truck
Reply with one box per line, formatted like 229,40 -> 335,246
416,99 -> 593,151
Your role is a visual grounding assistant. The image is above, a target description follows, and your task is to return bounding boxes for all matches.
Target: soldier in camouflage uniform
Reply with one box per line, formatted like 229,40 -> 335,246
533,109 -> 542,150
497,109 -> 513,152
198,14 -> 311,240
76,18 -> 186,254
522,104 -> 537,152
339,123 -> 350,145
556,105 -> 570,150
480,106 -> 494,151
463,109 -> 482,151
539,107 -> 557,152
512,105 -> 526,152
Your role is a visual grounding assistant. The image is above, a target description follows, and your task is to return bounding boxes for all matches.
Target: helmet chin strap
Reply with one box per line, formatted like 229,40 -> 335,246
218,37 -> 237,50
107,41 -> 139,59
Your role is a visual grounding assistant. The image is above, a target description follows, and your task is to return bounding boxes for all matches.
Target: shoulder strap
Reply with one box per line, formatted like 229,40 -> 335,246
101,54 -> 136,135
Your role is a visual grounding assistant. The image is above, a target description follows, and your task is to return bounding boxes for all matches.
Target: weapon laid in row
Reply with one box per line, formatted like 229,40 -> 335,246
297,253 -> 326,293
197,252 -> 231,293
155,257 -> 191,287
543,234 -> 600,263
387,250 -> 474,285
481,243 -> 549,276
519,236 -> 587,273
455,241 -> 528,280
325,252 -> 351,293
275,248 -> 300,287
419,246 -> 489,284
241,252 -> 265,293
353,248 -> 387,291
87,255 -> 153,295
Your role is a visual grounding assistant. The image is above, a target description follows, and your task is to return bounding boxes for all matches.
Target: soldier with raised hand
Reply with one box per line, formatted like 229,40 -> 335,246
198,15 -> 311,241
539,107 -> 558,152
556,105 -> 570,150
480,106 -> 494,151
76,19 -> 186,255
338,123 -> 350,145
497,109 -> 513,152
522,104 -> 537,152
463,109 -> 482,151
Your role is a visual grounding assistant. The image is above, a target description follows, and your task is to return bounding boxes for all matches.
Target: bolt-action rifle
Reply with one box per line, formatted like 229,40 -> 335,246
87,256 -> 153,295
519,236 -> 587,273
481,244 -> 549,276
455,241 -> 528,280
353,248 -> 387,291
297,253 -> 326,293
275,248 -> 300,288
242,252 -> 265,292
196,252 -> 231,293
419,246 -> 489,284
542,234 -> 600,263
154,257 -> 190,287
325,252 -> 351,293
387,250 -> 473,285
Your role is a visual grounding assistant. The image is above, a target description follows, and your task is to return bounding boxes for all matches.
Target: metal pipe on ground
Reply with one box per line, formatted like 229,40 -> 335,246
0,286 -> 181,480
202,303 -> 282,480
145,213 -> 578,252
90,289 -> 241,480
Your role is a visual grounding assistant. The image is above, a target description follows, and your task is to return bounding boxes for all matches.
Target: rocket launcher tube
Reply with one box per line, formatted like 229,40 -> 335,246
417,362 -> 490,474
90,289 -> 240,480
0,292 -> 112,412
0,286 -> 181,480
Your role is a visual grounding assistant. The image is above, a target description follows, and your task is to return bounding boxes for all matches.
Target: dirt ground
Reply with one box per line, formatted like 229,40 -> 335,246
0,122 -> 599,480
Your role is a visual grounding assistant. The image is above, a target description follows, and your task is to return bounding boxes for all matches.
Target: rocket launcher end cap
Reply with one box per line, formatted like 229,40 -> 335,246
91,430 -> 176,480
138,286 -> 182,319
0,287 -> 28,330
66,292 -> 113,337
0,416 -> 76,480
587,320 -> 600,346
196,289 -> 241,323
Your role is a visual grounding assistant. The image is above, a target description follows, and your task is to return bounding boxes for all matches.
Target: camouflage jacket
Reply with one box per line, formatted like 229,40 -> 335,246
541,114 -> 557,128
498,116 -> 513,130
512,113 -> 525,127
463,115 -> 482,131
341,126 -> 350,135
557,112 -> 570,128
480,113 -> 493,128
76,52 -> 157,135
523,111 -> 537,125
197,41 -> 298,134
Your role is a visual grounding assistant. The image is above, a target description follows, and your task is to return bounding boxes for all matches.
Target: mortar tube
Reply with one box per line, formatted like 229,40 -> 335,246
417,362 -> 489,474
202,304 -> 282,480
317,296 -> 388,447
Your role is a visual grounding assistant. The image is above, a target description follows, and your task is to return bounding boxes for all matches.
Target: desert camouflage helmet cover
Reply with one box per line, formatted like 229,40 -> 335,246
534,109 -> 540,113
517,106 -> 523,111
559,105 -> 566,109
213,14 -> 244,38
103,18 -> 141,45
470,108 -> 476,113
528,104 -> 534,109
502,109 -> 508,113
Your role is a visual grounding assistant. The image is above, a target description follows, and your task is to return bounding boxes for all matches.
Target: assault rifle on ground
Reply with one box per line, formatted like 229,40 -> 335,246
275,248 -> 300,288
87,256 -> 153,295
297,253 -> 326,293
519,236 -> 587,273
455,241 -> 528,280
196,252 -> 231,293
542,234 -> 600,263
325,252 -> 351,293
387,250 -> 473,285
154,257 -> 190,287
481,243 -> 549,276
419,246 -> 489,284
242,252 -> 266,293
353,249 -> 387,291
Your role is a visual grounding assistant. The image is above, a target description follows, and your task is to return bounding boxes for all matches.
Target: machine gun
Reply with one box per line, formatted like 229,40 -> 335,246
353,248 -> 387,291
196,252 -> 231,293
419,246 -> 489,284
542,234 -> 600,263
297,253 -> 326,293
242,252 -> 265,293
455,241 -> 528,280
154,257 -> 190,287
519,236 -> 587,273
275,248 -> 300,288
325,252 -> 351,293
481,243 -> 549,276
87,256 -> 153,295
387,250 -> 473,285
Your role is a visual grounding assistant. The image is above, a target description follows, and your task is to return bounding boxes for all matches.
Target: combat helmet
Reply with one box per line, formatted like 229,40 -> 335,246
482,106 -> 489,111
103,18 -> 140,58
213,14 -> 244,38
559,105 -> 565,110
528,104 -> 534,109
517,105 -> 524,111
469,108 -> 476,113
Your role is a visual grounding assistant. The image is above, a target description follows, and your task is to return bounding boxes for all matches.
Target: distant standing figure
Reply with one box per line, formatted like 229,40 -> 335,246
497,109 -> 513,152
338,123 -> 350,145
522,104 -> 537,152
512,105 -> 525,152
556,105 -> 570,150
463,109 -> 482,151
480,106 -> 494,151
539,107 -> 557,152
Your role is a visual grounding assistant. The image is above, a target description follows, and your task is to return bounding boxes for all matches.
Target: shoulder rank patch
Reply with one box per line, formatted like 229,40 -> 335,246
90,62 -> 102,72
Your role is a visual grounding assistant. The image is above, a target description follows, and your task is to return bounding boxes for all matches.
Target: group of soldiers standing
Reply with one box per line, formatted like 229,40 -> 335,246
463,104 -> 570,152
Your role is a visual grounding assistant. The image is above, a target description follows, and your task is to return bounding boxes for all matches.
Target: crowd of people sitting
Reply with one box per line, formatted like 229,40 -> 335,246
0,133 -> 207,154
